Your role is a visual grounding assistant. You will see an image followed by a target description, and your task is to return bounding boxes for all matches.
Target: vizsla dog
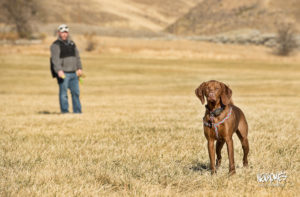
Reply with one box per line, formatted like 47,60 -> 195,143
195,80 -> 249,175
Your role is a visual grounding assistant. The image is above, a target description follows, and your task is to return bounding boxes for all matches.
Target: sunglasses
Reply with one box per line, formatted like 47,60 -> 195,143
59,26 -> 68,30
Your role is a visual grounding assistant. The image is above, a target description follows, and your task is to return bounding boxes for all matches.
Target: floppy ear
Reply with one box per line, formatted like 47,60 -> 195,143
195,82 -> 206,105
220,83 -> 232,105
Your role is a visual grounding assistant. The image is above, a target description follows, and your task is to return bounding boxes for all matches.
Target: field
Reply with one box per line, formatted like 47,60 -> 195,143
0,38 -> 299,196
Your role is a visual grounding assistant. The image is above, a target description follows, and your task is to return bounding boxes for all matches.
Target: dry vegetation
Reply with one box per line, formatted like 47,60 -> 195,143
275,23 -> 298,56
0,38 -> 299,196
166,0 -> 300,35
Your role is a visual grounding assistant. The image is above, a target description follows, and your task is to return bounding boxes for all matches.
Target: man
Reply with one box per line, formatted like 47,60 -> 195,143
50,24 -> 82,113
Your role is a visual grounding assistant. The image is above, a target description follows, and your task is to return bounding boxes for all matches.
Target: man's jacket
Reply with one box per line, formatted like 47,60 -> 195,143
50,38 -> 82,78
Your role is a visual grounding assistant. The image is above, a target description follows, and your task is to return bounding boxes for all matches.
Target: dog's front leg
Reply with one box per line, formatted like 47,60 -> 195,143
216,139 -> 225,168
208,139 -> 216,174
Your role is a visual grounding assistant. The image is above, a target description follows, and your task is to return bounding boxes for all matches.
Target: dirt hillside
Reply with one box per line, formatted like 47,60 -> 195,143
166,0 -> 300,35
42,0 -> 202,32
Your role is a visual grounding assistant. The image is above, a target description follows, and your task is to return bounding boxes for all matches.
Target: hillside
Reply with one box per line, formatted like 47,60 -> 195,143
166,0 -> 300,35
1,0 -> 299,37
41,0 -> 202,32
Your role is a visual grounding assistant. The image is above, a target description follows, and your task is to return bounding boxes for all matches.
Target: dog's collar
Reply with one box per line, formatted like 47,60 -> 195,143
205,104 -> 225,117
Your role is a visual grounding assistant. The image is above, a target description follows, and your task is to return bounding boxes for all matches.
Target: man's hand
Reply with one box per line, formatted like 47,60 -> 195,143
58,70 -> 65,78
76,69 -> 82,77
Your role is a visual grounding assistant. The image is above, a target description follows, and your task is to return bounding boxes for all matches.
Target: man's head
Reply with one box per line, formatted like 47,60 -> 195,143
57,24 -> 69,41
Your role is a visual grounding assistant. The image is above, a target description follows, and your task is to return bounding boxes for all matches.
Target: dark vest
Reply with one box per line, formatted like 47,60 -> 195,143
54,39 -> 76,58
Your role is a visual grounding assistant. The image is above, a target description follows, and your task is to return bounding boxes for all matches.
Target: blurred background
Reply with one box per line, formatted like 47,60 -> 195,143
0,0 -> 299,55
0,1 -> 300,196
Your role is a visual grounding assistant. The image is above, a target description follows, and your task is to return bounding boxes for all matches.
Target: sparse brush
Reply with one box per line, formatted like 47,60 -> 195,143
84,32 -> 97,52
0,32 -> 19,41
274,22 -> 298,56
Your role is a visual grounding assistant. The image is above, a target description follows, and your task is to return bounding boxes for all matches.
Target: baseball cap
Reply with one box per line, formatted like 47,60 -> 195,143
58,24 -> 69,32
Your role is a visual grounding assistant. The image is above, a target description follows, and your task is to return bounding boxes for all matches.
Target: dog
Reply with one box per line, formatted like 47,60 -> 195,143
195,80 -> 249,175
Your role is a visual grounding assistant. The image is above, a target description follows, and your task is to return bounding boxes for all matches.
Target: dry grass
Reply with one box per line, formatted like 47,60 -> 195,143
0,38 -> 299,196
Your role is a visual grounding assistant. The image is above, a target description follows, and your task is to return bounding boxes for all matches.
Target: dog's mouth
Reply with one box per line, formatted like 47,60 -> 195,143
207,100 -> 217,107
207,98 -> 217,103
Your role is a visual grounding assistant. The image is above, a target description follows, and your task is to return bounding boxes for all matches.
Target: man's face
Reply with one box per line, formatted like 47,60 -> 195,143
59,31 -> 69,41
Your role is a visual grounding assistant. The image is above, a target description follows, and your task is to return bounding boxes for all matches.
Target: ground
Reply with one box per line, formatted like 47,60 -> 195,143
0,37 -> 299,196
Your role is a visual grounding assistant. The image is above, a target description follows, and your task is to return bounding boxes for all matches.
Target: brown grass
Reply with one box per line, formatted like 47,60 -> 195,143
0,38 -> 299,196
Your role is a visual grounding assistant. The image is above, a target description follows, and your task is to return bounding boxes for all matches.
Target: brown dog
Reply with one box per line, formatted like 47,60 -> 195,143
195,80 -> 249,175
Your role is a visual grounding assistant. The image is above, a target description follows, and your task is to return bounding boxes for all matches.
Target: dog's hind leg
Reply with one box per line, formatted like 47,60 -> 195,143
236,127 -> 249,167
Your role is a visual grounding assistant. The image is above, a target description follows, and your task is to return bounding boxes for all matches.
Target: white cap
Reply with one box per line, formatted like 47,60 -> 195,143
58,24 -> 69,32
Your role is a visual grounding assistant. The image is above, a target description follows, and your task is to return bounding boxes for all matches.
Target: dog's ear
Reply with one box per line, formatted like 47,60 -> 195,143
195,82 -> 206,105
220,83 -> 232,105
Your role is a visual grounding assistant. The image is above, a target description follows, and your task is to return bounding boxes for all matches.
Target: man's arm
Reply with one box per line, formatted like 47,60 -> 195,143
75,47 -> 82,69
75,47 -> 83,76
50,44 -> 64,78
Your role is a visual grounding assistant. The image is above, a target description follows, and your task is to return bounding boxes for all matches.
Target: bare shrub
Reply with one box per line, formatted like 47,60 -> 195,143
275,23 -> 298,56
0,0 -> 44,39
84,32 -> 97,52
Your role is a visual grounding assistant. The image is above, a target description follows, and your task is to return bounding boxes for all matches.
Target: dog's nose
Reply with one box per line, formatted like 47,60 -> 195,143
209,92 -> 215,98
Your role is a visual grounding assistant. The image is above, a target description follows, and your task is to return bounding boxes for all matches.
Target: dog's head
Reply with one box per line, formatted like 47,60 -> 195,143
195,80 -> 232,106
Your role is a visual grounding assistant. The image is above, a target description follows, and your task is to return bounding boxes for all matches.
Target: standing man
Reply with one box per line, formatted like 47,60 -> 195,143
50,24 -> 82,113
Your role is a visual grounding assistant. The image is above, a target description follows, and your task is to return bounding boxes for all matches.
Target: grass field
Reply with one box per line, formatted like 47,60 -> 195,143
0,38 -> 299,196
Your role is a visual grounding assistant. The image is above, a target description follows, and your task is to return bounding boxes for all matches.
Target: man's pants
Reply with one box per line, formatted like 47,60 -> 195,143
57,72 -> 82,113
